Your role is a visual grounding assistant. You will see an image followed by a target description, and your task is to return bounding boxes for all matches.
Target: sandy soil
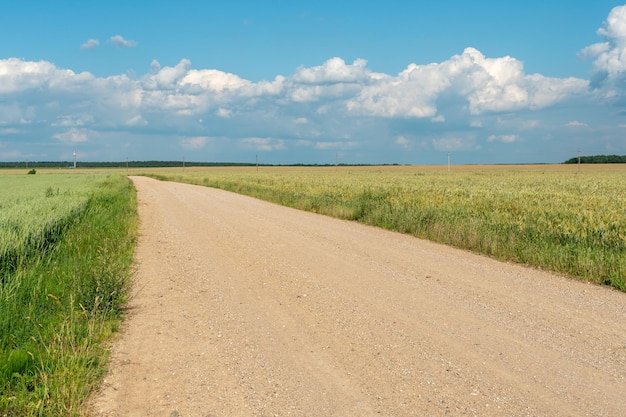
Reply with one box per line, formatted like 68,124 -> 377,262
89,176 -> 626,417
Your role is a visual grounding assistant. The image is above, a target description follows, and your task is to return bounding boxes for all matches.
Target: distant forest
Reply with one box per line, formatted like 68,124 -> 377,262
1,156 -> 625,168
0,161 -> 258,169
0,161 -> 381,169
563,155 -> 626,164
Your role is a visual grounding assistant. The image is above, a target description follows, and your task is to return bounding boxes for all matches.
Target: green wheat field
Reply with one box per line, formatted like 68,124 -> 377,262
0,173 -> 137,417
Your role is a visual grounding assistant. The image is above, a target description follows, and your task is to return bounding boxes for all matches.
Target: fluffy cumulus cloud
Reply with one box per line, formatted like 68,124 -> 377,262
109,35 -> 137,48
348,48 -> 588,117
0,58 -> 94,94
293,57 -> 370,84
281,58 -> 374,103
80,38 -> 100,50
580,4 -> 626,93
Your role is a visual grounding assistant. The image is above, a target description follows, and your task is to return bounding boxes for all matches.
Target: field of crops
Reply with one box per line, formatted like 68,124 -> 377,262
144,164 -> 626,291
0,174 -> 99,275
0,172 -> 137,416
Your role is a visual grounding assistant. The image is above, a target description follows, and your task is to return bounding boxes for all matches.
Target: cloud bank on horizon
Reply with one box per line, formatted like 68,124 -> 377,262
2,4 -> 626,164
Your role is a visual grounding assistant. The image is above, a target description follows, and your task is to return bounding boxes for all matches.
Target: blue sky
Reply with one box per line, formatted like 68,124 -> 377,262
1,1 -> 626,164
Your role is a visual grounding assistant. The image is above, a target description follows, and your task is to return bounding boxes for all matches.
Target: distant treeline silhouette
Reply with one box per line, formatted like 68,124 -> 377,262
0,161 -> 257,169
0,161 -> 394,169
563,155 -> 626,164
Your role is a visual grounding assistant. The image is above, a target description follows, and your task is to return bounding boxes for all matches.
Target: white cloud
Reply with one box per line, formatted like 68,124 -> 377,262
80,38 -> 100,50
289,82 -> 360,103
567,121 -> 588,127
285,58 -> 375,103
580,4 -> 626,91
395,135 -> 410,148
0,58 -> 88,94
597,5 -> 626,40
241,137 -> 286,151
52,128 -> 89,143
496,117 -> 540,130
142,59 -> 191,90
0,53 -> 590,133
314,141 -> 358,150
347,65 -> 438,117
109,35 -> 137,48
347,47 -> 587,118
463,49 -> 587,113
150,59 -> 161,73
293,57 -> 369,84
136,60 -> 255,116
487,134 -> 519,143
432,136 -> 477,151
578,42 -> 609,60
181,69 -> 249,92
216,108 -> 232,118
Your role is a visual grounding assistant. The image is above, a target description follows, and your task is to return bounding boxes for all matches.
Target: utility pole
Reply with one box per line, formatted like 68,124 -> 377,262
256,154 -> 259,171
578,147 -> 581,171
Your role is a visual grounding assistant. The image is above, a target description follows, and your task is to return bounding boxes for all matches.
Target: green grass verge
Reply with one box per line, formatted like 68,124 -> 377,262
0,175 -> 137,417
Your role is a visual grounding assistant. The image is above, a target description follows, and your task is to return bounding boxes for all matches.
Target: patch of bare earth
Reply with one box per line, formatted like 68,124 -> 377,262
89,176 -> 626,416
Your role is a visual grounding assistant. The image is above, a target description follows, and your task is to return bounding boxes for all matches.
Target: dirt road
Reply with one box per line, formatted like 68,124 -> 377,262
90,176 -> 626,416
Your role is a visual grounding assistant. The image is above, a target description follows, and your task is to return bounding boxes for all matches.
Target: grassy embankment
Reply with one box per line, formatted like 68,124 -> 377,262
0,173 -> 137,417
144,165 -> 625,291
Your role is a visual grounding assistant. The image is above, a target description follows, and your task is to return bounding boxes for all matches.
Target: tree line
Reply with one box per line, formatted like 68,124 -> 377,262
0,161 -> 258,169
563,155 -> 626,164
0,161 -> 398,169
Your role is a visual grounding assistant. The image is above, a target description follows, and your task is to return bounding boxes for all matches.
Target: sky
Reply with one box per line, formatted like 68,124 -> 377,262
2,1 -> 626,165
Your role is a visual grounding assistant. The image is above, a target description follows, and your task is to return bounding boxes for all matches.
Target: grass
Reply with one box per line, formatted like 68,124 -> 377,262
0,174 -> 97,279
141,164 -> 626,291
0,174 -> 137,417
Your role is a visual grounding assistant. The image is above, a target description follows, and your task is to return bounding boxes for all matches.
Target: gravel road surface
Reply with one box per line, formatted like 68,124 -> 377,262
90,176 -> 626,416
